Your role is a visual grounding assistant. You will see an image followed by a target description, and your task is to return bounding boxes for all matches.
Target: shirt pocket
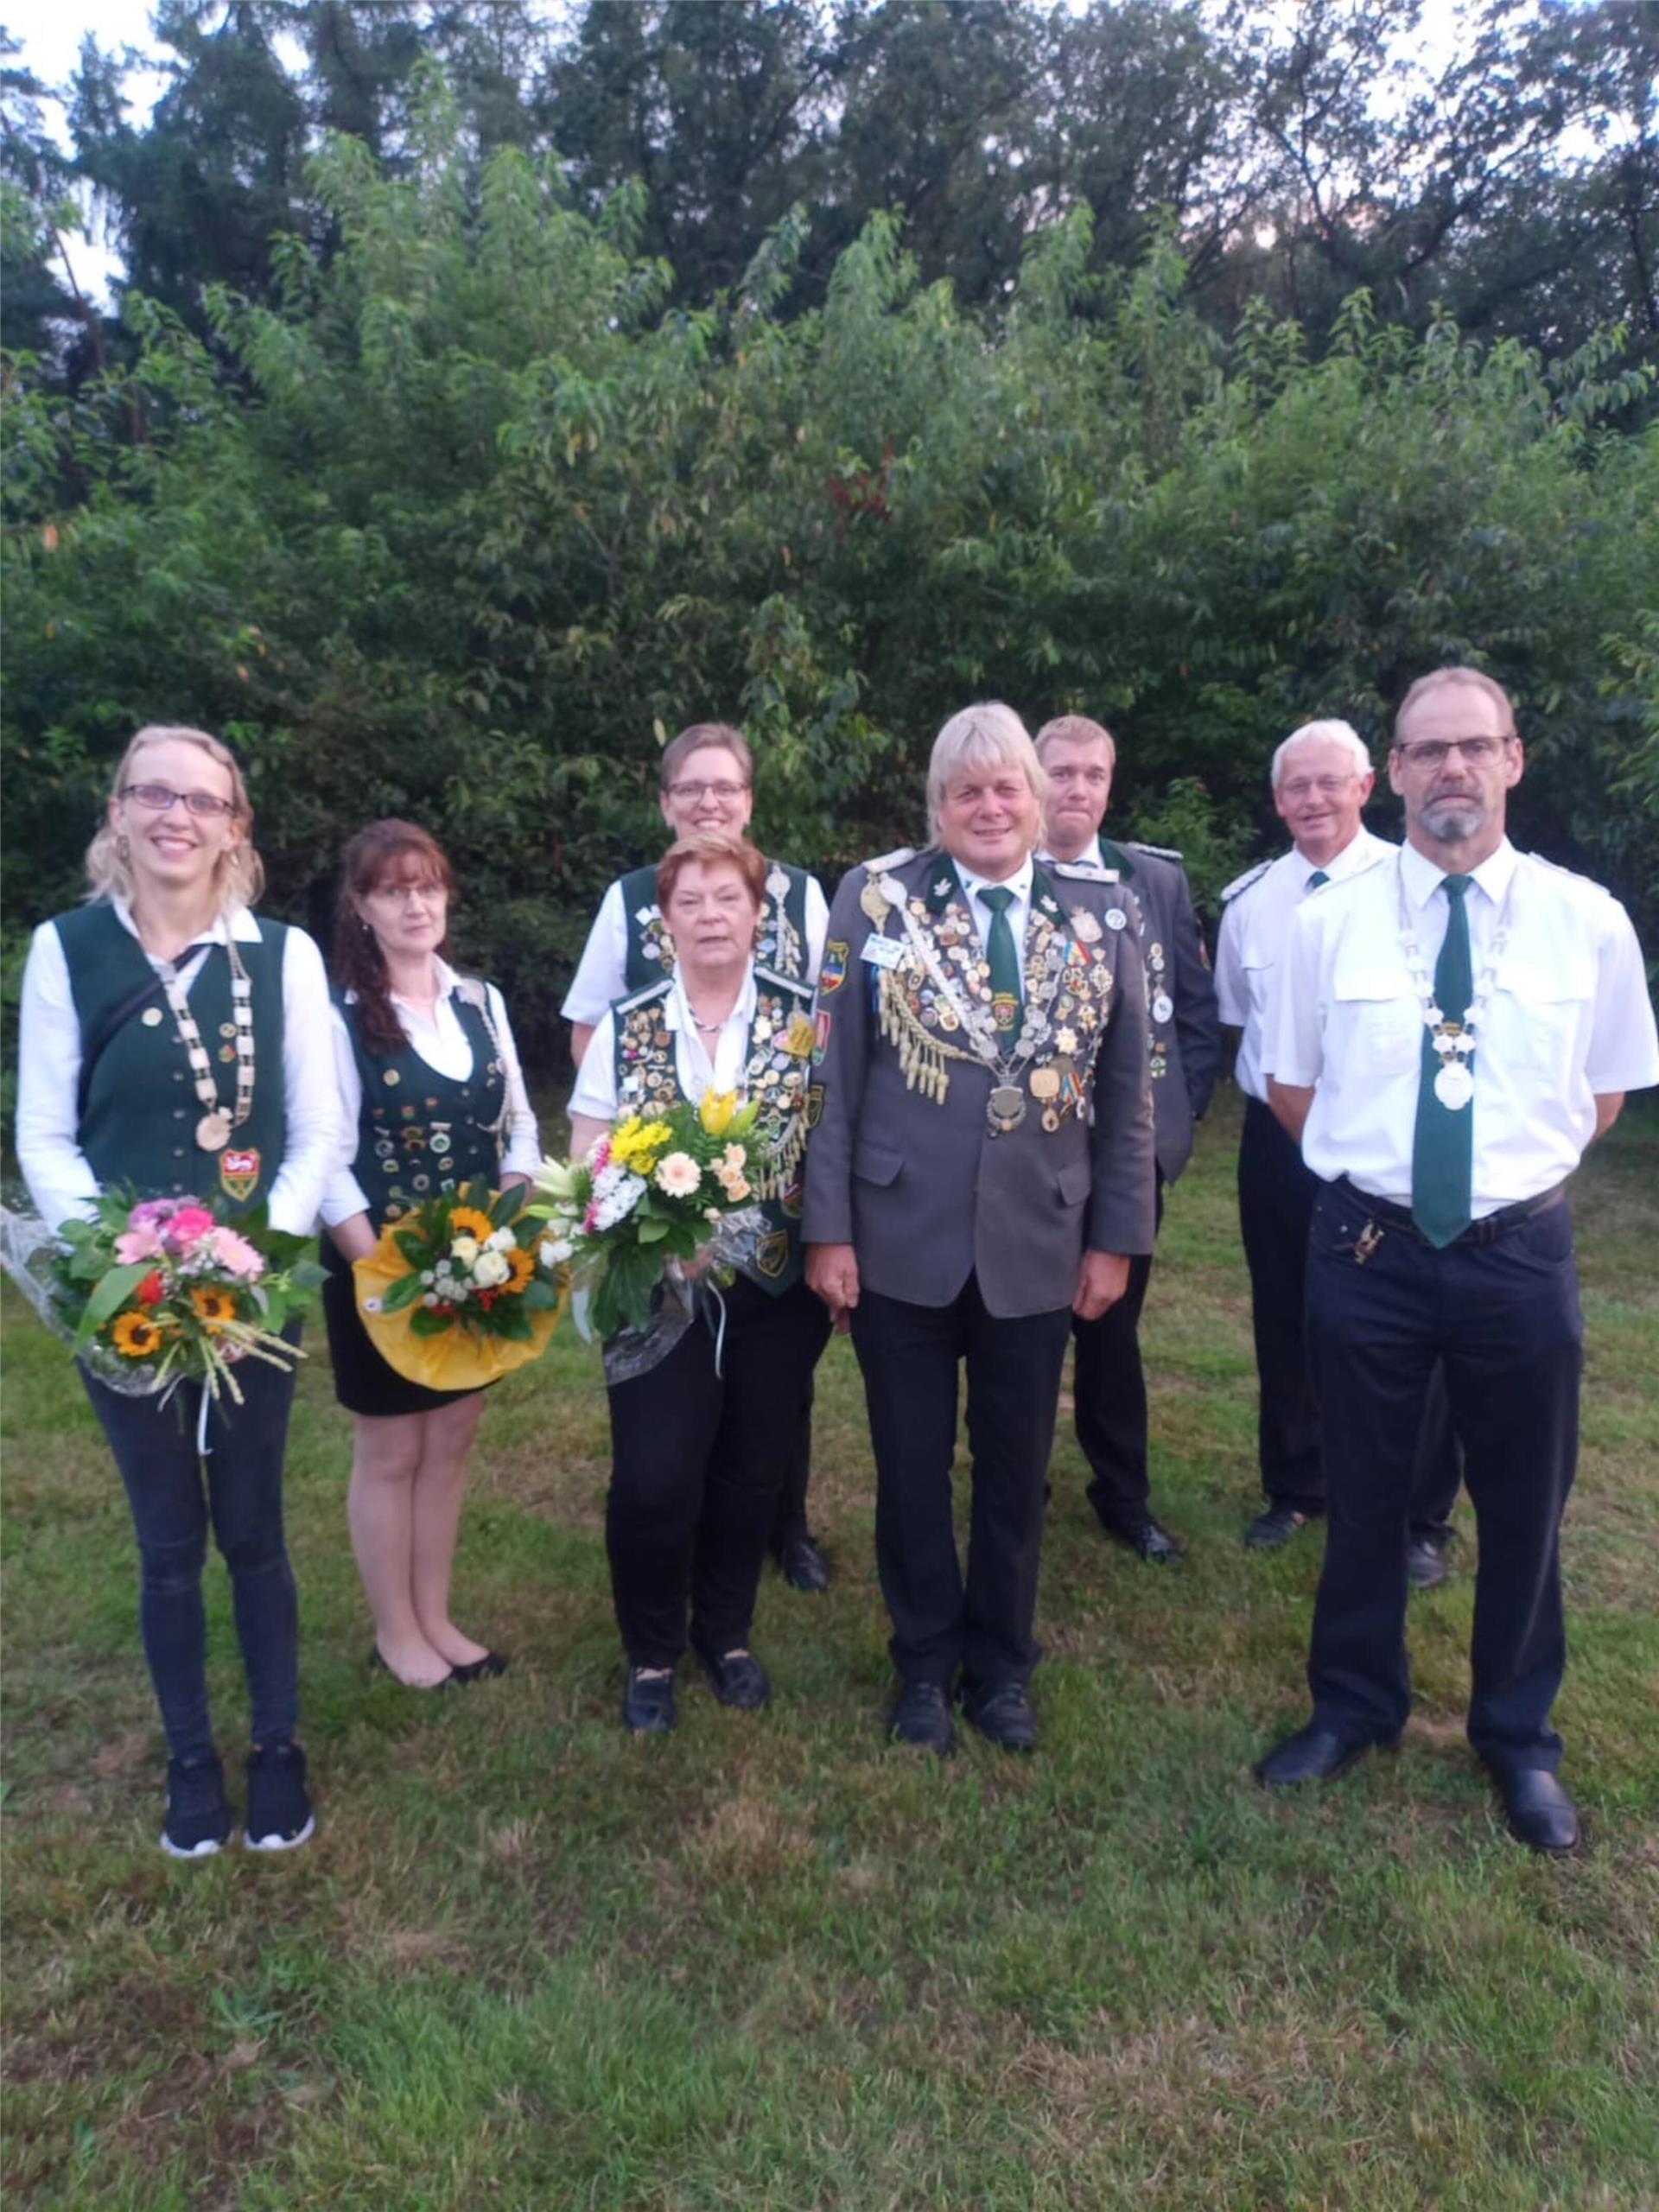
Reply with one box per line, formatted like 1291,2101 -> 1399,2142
1330,963 -> 1421,1078
1496,957 -> 1592,1081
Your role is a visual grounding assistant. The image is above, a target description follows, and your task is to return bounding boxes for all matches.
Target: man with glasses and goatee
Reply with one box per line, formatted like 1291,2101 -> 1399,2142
562,720 -> 833,1593
1254,669 -> 1657,1853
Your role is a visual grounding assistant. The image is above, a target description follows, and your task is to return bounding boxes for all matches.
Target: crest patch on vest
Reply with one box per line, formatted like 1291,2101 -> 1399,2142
219,1147 -> 261,1203
818,940 -> 849,995
756,1228 -> 791,1278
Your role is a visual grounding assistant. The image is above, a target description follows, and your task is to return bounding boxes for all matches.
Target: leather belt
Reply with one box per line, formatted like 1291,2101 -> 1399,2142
1334,1179 -> 1566,1249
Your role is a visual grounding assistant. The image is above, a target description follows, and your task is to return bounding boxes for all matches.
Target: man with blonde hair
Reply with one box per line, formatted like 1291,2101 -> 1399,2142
805,703 -> 1157,1754
1034,713 -> 1219,1564
1256,668 -> 1657,1851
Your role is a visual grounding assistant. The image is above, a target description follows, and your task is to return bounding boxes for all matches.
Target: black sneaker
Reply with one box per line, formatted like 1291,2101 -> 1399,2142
244,1741 -> 315,1853
161,1752 -> 232,1860
1243,1505 -> 1313,1550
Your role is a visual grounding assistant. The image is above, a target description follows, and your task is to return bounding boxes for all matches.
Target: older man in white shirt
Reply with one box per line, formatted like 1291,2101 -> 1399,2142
1255,668 -> 1659,1853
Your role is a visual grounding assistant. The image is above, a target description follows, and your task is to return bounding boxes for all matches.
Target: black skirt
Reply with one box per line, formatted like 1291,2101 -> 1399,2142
321,1243 -> 489,1418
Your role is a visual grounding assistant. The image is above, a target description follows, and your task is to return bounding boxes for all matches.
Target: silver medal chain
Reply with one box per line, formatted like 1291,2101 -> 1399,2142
155,936 -> 254,1151
1395,856 -> 1512,1111
883,875 -> 1062,1112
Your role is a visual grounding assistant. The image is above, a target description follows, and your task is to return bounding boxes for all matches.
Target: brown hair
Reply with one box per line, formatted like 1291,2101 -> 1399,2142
333,820 -> 457,1054
86,725 -> 264,912
657,834 -> 767,914
1034,714 -> 1117,770
658,721 -> 753,793
1394,668 -> 1517,746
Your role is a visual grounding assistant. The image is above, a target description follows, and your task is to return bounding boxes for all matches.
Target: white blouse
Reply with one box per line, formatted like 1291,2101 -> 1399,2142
569,969 -> 759,1122
321,961 -> 540,1226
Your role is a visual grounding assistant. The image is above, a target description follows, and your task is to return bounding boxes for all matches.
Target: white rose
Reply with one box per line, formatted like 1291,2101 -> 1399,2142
473,1249 -> 512,1288
487,1227 -> 516,1252
451,1234 -> 480,1266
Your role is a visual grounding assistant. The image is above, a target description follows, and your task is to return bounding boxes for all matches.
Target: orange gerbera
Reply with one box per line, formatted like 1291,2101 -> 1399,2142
190,1285 -> 239,1331
448,1205 -> 495,1243
502,1244 -> 536,1294
111,1311 -> 168,1357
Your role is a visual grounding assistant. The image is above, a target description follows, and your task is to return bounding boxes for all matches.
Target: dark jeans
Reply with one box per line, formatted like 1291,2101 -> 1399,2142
1073,1173 -> 1165,1529
1240,1097 -> 1460,1535
606,1277 -> 830,1669
82,1326 -> 302,1764
1304,1186 -> 1584,1771
851,1274 -> 1071,1691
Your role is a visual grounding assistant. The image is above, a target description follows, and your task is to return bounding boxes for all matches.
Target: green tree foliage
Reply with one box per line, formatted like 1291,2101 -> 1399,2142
4,85 -> 1655,1068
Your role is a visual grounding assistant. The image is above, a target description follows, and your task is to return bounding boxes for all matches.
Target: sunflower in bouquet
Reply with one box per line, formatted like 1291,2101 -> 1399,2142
354,1180 -> 567,1389
532,1090 -> 776,1339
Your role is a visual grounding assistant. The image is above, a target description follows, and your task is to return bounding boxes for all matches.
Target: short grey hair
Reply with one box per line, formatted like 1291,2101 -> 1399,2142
926,702 -> 1046,839
1395,667 -> 1516,744
1270,718 -> 1373,788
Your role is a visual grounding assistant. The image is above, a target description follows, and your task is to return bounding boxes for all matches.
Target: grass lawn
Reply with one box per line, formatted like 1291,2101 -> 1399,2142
3,1089 -> 1656,2209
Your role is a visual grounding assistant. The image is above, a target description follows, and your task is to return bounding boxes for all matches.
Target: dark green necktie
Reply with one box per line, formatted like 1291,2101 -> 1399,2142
1411,874 -> 1474,1249
1307,869 -> 1329,890
979,885 -> 1022,1034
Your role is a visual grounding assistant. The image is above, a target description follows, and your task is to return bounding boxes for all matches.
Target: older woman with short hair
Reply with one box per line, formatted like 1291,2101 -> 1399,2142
568,832 -> 829,1734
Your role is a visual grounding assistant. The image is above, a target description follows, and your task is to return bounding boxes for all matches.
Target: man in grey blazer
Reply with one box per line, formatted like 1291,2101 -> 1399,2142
1036,715 -> 1221,1563
804,702 -> 1158,1754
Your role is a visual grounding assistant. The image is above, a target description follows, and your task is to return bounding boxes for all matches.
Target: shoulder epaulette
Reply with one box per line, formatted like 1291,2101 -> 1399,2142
753,963 -> 812,998
1125,841 -> 1183,862
1221,859 -> 1273,902
1050,859 -> 1120,882
615,974 -> 672,1015
1527,853 -> 1612,898
863,846 -> 917,874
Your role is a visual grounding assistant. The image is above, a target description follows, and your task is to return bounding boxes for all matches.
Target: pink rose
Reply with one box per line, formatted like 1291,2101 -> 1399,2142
209,1227 -> 264,1280
162,1205 -> 217,1255
128,1198 -> 176,1230
114,1224 -> 164,1265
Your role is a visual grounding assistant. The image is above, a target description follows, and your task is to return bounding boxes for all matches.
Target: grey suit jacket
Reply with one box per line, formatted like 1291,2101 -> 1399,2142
1097,842 -> 1221,1184
803,847 -> 1157,1319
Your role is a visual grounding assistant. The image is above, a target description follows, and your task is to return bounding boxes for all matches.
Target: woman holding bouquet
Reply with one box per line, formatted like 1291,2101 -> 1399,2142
321,821 -> 540,1689
16,725 -> 339,1858
567,833 -> 830,1733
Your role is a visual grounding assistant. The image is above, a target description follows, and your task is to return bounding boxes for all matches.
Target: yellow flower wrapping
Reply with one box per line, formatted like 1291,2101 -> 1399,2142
353,1223 -> 565,1390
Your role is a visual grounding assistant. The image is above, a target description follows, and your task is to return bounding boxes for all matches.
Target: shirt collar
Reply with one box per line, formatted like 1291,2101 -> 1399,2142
666,964 -> 758,1033
391,956 -> 461,1014
112,897 -> 257,947
1037,836 -> 1111,875
1296,826 -> 1382,890
1400,836 -> 1516,912
958,855 -> 1035,908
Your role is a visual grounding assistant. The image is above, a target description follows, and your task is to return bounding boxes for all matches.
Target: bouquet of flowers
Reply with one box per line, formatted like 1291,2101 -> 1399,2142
531,1090 -> 772,1342
0,1191 -> 324,1403
353,1179 -> 566,1389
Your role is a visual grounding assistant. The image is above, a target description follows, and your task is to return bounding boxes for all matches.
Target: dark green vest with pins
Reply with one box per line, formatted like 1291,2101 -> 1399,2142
339,988 -> 507,1228
54,901 -> 287,1219
609,969 -> 814,1295
620,859 -> 813,990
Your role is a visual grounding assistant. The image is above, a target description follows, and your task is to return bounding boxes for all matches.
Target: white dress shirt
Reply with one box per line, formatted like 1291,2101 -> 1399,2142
16,901 -> 340,1238
954,853 -> 1037,957
1036,836 -> 1114,877
321,960 -> 541,1226
563,871 -> 829,1025
569,966 -> 760,1122
1268,839 -> 1659,1213
1216,826 -> 1392,1100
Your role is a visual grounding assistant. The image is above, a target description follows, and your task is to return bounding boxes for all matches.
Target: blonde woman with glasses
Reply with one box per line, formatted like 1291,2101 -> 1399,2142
16,725 -> 339,1859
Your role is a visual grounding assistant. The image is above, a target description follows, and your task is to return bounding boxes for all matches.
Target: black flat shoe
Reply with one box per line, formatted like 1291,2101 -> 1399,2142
775,1534 -> 831,1592
1243,1505 -> 1315,1550
368,1645 -> 455,1690
1489,1765 -> 1580,1853
961,1680 -> 1039,1752
622,1667 -> 677,1735
1101,1515 -> 1185,1565
451,1650 -> 511,1683
1254,1721 -> 1393,1787
698,1648 -> 772,1710
1406,1533 -> 1451,1591
888,1681 -> 955,1756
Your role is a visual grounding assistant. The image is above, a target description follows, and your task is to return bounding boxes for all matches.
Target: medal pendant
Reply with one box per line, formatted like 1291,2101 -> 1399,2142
1029,1065 -> 1061,1102
988,1083 -> 1026,1135
1433,1062 -> 1474,1111
1152,993 -> 1174,1025
196,1110 -> 232,1151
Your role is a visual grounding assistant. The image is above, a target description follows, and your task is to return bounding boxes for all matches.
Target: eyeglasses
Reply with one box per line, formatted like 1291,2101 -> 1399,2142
666,780 -> 749,802
1278,775 -> 1358,800
370,880 -> 447,906
1392,736 -> 1510,768
120,782 -> 238,819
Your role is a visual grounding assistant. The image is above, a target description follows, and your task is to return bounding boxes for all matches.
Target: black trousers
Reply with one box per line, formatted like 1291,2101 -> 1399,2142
1239,1097 -> 1460,1534
81,1327 -> 302,1764
767,1376 -> 816,1551
1304,1185 -> 1584,1772
851,1274 -> 1071,1691
605,1277 -> 830,1669
1072,1173 -> 1165,1529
